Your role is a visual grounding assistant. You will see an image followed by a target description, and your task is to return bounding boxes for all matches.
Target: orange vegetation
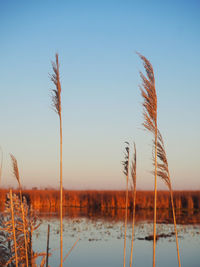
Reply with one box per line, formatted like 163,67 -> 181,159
0,189 -> 200,211
1,189 -> 200,224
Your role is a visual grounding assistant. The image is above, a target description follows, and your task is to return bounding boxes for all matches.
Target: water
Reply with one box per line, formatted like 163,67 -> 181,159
33,211 -> 200,267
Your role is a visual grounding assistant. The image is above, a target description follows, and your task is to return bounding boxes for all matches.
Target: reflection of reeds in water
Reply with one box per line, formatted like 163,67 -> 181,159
27,204 -> 200,225
156,131 -> 181,267
10,154 -> 28,267
1,189 -> 199,214
50,53 -> 63,267
122,142 -> 130,267
138,53 -> 158,267
129,143 -> 136,267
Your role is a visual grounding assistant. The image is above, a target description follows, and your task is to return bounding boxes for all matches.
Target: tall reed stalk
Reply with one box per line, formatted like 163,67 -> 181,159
156,131 -> 181,267
50,53 -> 63,267
138,53 -> 158,267
122,141 -> 130,267
129,143 -> 137,267
46,224 -> 50,267
10,154 -> 28,267
9,189 -> 18,267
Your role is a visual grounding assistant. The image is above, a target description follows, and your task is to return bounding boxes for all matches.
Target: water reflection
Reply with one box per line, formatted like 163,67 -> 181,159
36,206 -> 200,225
30,208 -> 200,267
1,206 -> 200,266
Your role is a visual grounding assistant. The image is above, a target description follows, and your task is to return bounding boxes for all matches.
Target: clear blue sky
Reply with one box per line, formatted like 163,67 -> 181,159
0,0 -> 199,190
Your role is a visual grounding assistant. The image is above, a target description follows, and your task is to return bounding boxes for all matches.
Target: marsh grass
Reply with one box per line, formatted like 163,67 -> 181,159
50,53 -> 63,267
156,131 -> 181,267
122,141 -> 130,267
138,53 -> 158,267
138,53 -> 181,267
2,190 -> 46,266
129,143 -> 137,267
10,154 -> 29,267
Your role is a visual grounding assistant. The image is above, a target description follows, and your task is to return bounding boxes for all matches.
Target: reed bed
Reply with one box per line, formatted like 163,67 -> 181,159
0,187 -> 47,266
1,189 -> 199,212
0,153 -> 48,266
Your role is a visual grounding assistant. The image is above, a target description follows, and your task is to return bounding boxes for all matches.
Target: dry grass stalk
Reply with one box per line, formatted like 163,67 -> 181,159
122,141 -> 130,267
129,143 -> 137,267
10,153 -> 29,267
155,131 -> 181,267
138,52 -> 158,267
9,189 -> 18,267
1,191 -> 43,266
27,204 -> 43,266
31,252 -> 49,267
50,53 -> 63,267
63,238 -> 79,264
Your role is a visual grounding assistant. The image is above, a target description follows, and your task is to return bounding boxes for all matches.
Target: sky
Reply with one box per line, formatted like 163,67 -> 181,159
0,0 -> 199,190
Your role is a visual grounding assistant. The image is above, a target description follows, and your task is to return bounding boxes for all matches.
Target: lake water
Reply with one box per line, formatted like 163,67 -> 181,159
33,209 -> 200,267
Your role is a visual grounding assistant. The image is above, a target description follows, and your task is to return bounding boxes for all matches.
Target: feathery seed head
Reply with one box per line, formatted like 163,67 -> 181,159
153,130 -> 171,189
122,142 -> 130,176
130,143 -> 137,189
10,154 -> 20,186
137,52 -> 157,133
50,53 -> 62,116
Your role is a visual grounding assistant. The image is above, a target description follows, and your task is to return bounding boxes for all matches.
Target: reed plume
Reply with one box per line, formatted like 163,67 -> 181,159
51,54 -> 61,116
129,143 -> 137,267
138,52 -> 158,267
10,154 -> 20,185
50,53 -> 63,267
10,154 -> 28,267
155,130 -> 181,267
122,141 -> 130,267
